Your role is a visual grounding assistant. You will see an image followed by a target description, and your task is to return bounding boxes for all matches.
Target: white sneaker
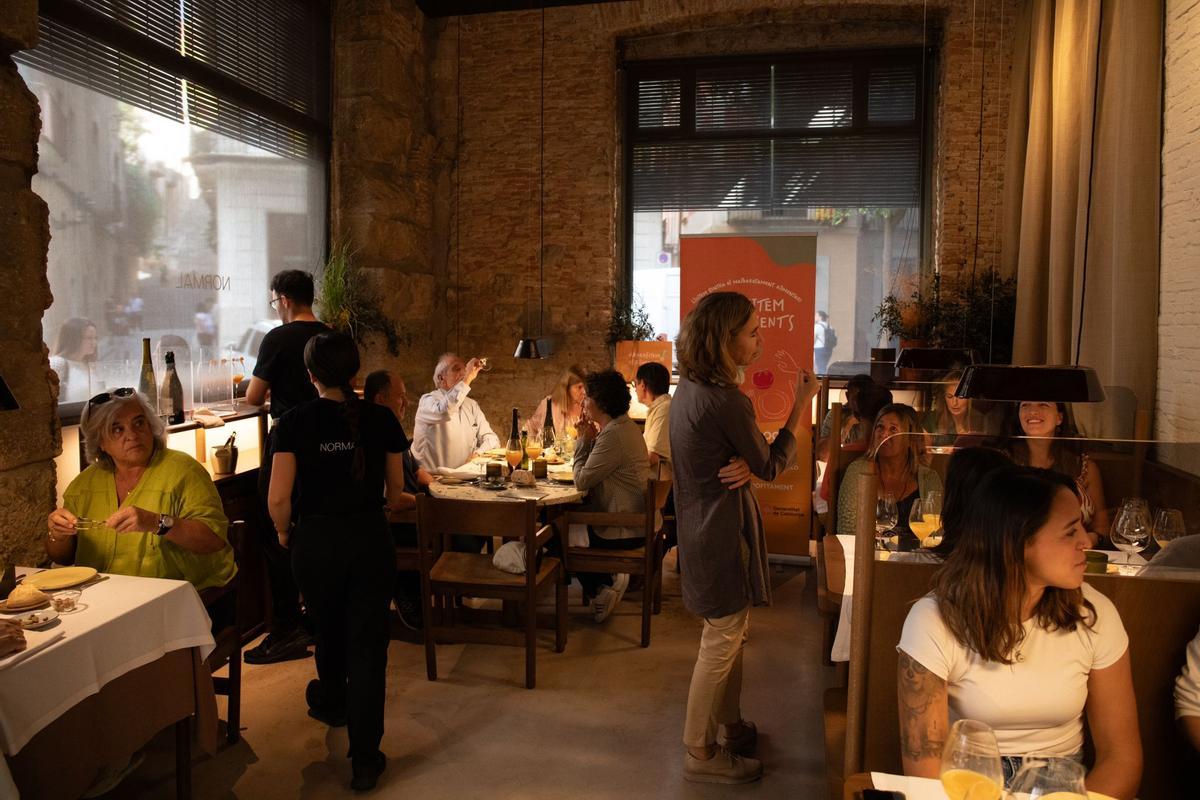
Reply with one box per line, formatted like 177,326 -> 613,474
593,574 -> 629,623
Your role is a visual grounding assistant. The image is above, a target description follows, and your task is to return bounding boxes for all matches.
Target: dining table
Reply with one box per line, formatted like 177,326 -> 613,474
0,569 -> 218,799
844,771 -> 951,799
428,457 -> 587,507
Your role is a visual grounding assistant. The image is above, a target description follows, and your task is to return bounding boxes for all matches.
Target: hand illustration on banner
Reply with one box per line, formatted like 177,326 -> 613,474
746,349 -> 802,430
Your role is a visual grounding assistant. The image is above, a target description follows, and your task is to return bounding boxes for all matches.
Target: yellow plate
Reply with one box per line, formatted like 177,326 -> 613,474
24,566 -> 98,590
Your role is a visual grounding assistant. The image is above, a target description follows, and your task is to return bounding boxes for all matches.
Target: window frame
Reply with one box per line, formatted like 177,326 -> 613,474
621,46 -> 935,314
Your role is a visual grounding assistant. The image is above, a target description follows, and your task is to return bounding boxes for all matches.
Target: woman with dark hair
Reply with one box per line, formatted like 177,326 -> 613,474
267,332 -> 408,791
928,446 -> 1012,559
898,467 -> 1141,797
571,369 -> 651,622
837,403 -> 943,544
671,291 -> 818,784
1000,401 -> 1109,544
49,317 -> 99,402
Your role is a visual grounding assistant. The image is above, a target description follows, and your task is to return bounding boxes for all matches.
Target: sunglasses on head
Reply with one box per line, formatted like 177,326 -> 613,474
86,387 -> 135,410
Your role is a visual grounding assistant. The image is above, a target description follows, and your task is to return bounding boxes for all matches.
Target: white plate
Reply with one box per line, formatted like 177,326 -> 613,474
16,608 -> 58,630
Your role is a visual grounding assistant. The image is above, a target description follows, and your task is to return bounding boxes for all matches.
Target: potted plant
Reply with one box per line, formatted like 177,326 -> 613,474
316,240 -> 400,356
607,289 -> 656,347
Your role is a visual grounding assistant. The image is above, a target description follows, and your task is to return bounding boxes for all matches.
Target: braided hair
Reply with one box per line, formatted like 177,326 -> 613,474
303,332 -> 366,480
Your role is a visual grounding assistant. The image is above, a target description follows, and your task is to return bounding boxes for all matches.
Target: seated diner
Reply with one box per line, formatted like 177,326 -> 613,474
45,388 -> 237,602
897,466 -> 1141,797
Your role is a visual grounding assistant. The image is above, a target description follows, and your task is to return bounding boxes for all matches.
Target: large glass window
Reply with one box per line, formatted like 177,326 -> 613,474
16,2 -> 328,414
626,51 -> 930,372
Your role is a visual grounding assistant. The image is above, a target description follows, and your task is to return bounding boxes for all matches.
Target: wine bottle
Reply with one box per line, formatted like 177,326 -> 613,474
541,398 -> 556,450
160,351 -> 185,424
505,407 -> 523,472
138,337 -> 158,413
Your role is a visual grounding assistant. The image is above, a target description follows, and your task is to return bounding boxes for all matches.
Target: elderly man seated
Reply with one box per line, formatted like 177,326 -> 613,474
411,353 -> 499,470
46,388 -> 237,616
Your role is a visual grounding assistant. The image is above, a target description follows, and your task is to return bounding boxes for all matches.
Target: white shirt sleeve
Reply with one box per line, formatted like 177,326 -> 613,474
473,406 -> 500,451
898,595 -> 958,682
1080,583 -> 1129,671
1176,625 -> 1200,719
415,383 -> 471,424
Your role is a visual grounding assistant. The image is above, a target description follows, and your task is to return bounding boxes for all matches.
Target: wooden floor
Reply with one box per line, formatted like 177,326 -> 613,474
105,554 -> 838,799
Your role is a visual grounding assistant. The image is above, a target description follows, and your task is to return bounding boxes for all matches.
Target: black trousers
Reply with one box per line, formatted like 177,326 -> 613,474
258,427 -> 303,635
292,510 -> 396,759
577,528 -> 642,598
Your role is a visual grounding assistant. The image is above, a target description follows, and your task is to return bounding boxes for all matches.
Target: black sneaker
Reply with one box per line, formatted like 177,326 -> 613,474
351,751 -> 387,792
305,680 -> 347,727
244,629 -> 312,665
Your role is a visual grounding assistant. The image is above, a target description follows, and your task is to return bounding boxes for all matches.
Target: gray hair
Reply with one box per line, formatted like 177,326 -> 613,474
433,352 -> 459,388
80,390 -> 167,469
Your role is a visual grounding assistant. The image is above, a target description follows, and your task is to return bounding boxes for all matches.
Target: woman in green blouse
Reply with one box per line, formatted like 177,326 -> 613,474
46,388 -> 236,592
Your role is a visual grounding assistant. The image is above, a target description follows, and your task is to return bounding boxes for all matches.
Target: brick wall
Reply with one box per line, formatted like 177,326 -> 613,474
0,0 -> 58,567
333,0 -> 1021,430
1158,0 -> 1200,472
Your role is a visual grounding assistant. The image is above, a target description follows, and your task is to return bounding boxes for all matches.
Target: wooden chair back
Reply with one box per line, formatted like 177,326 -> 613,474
558,478 -> 672,647
415,495 -> 564,689
201,519 -> 244,744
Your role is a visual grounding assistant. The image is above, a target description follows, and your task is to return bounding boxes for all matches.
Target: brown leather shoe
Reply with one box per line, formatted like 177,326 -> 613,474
718,719 -> 758,755
683,748 -> 763,784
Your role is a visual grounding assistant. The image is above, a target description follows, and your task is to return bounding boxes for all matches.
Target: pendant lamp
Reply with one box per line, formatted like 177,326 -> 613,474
515,7 -> 546,359
955,365 -> 1106,403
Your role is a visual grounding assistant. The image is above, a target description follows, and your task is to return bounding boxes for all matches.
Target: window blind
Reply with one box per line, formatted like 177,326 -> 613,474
16,0 -> 325,161
629,52 -> 924,212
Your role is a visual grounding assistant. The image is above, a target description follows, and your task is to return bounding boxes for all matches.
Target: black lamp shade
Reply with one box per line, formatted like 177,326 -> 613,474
513,338 -> 542,359
895,347 -> 975,371
955,365 -> 1106,403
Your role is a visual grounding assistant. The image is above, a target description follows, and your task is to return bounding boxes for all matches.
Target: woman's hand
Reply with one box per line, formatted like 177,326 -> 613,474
795,367 -> 819,402
719,456 -> 753,490
105,505 -> 160,533
48,508 -> 79,539
277,528 -> 290,549
0,620 -> 26,658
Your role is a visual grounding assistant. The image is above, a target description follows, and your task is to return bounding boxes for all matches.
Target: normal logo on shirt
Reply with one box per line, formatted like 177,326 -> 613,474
319,441 -> 356,453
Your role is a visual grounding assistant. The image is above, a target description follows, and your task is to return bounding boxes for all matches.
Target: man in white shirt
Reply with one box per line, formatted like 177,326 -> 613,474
634,361 -> 672,481
412,353 -> 500,470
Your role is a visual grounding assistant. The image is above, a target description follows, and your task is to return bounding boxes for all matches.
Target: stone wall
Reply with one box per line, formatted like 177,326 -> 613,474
0,0 -> 58,567
1158,0 -> 1200,471
332,0 -> 1020,429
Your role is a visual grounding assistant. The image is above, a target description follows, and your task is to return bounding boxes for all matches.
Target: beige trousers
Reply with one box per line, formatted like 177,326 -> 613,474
682,605 -> 750,749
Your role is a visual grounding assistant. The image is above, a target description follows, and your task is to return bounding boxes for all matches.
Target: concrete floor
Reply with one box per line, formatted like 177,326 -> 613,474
108,556 -> 836,799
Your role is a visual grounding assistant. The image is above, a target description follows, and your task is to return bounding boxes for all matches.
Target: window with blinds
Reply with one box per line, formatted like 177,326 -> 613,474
627,51 -> 925,213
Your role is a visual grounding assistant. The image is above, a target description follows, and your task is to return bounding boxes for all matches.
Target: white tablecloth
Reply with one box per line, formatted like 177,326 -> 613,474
0,572 -> 215,756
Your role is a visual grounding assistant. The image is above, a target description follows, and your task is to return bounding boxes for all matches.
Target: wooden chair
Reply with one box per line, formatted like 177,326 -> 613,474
416,495 -> 565,689
200,520 -> 244,745
556,478 -> 672,647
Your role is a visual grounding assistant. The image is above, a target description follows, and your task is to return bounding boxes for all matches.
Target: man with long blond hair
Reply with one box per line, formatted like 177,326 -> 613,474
670,291 -> 818,783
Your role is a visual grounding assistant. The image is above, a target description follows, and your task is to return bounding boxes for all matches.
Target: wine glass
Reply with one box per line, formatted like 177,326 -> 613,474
1111,497 -> 1151,564
1153,508 -> 1186,551
909,490 -> 943,548
231,357 -> 246,409
1009,753 -> 1087,799
939,719 -> 1004,800
875,493 -> 898,550
477,356 -> 491,372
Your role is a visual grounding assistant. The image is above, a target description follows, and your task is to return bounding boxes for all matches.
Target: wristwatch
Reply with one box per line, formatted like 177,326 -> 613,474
156,514 -> 175,537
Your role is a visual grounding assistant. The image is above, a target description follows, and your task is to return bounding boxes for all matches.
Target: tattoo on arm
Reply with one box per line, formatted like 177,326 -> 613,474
897,649 -> 948,762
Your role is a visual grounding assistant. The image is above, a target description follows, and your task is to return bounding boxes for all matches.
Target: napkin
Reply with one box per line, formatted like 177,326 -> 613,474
870,773 -> 949,799
0,627 -> 65,671
437,463 -> 486,481
192,412 -> 226,428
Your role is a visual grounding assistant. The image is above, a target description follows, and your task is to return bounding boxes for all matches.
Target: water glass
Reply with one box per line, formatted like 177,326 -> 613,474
875,493 -> 898,548
1009,753 -> 1087,799
939,719 -> 1004,800
1111,497 -> 1151,558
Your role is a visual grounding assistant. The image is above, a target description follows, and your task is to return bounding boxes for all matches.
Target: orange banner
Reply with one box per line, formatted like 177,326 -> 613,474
613,340 -> 672,383
680,234 -> 816,556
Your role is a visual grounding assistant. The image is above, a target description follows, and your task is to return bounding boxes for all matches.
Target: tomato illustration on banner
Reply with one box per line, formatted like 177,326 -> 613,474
679,234 -> 817,556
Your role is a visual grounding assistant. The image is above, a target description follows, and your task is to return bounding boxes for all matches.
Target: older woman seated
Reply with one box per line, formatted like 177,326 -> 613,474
46,388 -> 236,594
572,369 -> 651,623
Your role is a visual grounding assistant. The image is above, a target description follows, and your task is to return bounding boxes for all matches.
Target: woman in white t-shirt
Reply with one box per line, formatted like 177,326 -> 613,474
897,467 -> 1141,798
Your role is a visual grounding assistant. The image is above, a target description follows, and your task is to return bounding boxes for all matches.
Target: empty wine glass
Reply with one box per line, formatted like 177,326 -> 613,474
1153,508 -> 1186,551
477,356 -> 491,372
1009,753 -> 1087,799
875,493 -> 898,549
1111,497 -> 1151,563
939,719 -> 1004,800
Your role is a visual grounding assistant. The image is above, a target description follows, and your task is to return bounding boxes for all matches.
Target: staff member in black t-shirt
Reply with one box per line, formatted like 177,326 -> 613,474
268,332 -> 406,792
245,270 -> 330,665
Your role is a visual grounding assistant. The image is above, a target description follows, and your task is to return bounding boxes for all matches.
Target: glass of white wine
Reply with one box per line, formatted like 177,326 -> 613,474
1153,508 -> 1186,551
1009,753 -> 1087,799
939,719 -> 1004,800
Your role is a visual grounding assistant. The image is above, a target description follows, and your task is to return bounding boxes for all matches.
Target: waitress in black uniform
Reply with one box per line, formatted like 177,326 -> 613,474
267,332 -> 407,792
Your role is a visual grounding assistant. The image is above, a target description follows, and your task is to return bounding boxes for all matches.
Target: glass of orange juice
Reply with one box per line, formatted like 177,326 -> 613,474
939,719 -> 1003,800
909,490 -> 943,547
